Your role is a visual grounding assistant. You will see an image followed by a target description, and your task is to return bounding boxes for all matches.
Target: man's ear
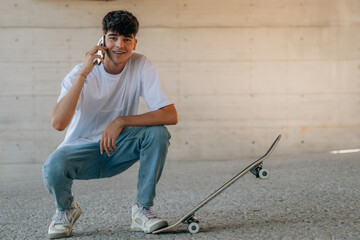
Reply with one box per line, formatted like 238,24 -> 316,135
133,39 -> 137,50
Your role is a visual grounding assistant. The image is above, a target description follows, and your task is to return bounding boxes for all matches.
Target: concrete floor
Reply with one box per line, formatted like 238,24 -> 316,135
1,151 -> 360,239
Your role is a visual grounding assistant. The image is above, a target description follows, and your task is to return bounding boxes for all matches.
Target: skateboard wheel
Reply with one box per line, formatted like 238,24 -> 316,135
259,169 -> 269,179
188,222 -> 200,234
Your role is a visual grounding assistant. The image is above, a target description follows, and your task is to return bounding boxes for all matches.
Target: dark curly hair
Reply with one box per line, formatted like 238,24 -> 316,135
102,10 -> 139,36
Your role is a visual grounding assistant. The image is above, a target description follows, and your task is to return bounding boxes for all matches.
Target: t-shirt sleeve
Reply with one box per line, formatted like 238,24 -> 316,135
57,64 -> 83,103
140,59 -> 172,111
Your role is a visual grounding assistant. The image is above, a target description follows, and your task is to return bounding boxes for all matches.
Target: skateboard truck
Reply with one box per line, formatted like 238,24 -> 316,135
183,213 -> 200,234
250,162 -> 269,179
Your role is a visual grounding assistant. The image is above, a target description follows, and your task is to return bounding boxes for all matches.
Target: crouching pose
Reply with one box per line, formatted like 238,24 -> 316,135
42,10 -> 177,239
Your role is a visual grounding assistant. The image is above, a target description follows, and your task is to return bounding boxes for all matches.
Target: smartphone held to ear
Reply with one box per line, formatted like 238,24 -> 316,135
96,35 -> 106,65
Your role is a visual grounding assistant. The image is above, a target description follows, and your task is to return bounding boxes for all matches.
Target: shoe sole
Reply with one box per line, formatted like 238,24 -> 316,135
48,208 -> 82,239
131,221 -> 168,234
48,231 -> 71,239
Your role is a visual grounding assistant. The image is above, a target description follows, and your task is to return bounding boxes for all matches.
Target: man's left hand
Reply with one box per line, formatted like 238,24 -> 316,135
100,118 -> 123,156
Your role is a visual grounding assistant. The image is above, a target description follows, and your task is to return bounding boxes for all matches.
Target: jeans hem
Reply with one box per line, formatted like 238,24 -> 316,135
136,199 -> 154,208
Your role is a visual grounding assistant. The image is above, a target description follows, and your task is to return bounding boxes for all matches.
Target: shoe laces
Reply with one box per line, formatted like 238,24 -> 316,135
52,210 -> 69,224
139,207 -> 157,219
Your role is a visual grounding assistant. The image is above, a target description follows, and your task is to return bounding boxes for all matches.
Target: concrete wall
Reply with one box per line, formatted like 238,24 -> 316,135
1,0 -> 359,164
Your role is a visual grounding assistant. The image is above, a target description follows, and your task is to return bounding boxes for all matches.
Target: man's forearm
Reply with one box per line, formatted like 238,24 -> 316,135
51,74 -> 87,131
116,104 -> 178,128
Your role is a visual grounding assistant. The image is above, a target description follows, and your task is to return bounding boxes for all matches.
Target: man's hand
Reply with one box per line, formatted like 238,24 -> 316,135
100,118 -> 124,156
79,46 -> 107,76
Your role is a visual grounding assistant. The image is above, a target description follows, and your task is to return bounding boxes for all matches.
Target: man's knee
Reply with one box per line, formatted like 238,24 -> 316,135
42,148 -> 71,186
144,126 -> 171,146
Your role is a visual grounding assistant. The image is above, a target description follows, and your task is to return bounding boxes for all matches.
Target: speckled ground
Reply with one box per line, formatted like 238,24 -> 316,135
1,151 -> 360,240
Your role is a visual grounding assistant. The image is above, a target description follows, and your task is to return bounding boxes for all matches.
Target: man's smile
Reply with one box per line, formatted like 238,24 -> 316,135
112,50 -> 126,55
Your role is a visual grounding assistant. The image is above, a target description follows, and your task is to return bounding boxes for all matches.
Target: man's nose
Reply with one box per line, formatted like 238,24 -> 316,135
116,38 -> 124,48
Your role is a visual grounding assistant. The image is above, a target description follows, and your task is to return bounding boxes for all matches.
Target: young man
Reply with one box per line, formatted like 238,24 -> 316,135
42,10 -> 177,239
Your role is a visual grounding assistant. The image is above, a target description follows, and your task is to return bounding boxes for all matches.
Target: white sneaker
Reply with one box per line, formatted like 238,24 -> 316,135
131,204 -> 168,233
47,199 -> 82,239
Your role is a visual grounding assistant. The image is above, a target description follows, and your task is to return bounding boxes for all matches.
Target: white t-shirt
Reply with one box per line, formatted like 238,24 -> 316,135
57,53 -> 172,148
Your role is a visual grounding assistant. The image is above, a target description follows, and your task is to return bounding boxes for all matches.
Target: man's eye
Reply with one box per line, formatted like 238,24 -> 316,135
109,37 -> 117,41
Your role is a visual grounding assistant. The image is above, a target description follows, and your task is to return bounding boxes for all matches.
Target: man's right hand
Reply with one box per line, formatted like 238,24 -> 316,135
79,46 -> 107,76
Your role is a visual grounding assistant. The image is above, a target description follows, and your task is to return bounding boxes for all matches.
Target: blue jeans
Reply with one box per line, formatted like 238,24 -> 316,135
42,126 -> 171,211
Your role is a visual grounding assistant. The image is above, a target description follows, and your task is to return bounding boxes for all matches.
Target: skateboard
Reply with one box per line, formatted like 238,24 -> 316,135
153,134 -> 282,234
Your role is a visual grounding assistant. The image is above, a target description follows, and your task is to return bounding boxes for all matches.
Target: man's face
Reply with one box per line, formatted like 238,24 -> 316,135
104,31 -> 137,68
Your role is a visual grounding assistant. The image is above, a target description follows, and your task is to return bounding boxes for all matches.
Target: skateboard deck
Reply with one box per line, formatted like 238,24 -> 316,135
153,134 -> 282,234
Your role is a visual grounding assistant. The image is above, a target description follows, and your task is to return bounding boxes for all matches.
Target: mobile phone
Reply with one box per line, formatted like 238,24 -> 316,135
96,35 -> 106,65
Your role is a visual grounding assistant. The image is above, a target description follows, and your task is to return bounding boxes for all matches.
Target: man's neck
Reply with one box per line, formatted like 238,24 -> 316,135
103,61 -> 126,75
